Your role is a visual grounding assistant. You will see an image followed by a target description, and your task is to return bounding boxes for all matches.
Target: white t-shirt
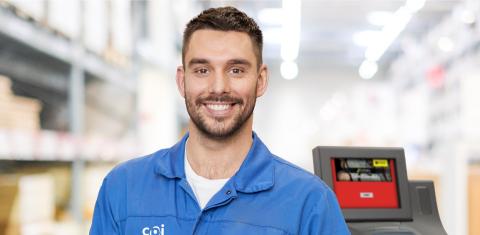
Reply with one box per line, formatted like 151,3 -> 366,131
184,154 -> 230,209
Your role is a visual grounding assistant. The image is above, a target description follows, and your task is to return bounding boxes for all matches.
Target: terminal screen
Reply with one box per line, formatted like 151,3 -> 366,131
332,158 -> 399,209
334,158 -> 393,182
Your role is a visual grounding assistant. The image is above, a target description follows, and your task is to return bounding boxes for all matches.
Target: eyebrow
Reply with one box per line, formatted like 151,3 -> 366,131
187,58 -> 252,68
187,58 -> 209,68
226,59 -> 252,68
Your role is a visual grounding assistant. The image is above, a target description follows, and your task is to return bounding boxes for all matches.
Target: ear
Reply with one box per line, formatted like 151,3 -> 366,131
176,66 -> 186,98
256,64 -> 269,97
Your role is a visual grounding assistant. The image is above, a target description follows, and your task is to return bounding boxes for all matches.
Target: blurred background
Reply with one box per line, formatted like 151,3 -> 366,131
0,0 -> 479,234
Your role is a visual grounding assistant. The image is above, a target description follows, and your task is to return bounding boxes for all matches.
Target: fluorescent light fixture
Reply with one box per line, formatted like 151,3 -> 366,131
459,9 -> 476,24
405,0 -> 426,13
281,61 -> 298,80
367,11 -> 394,26
365,7 -> 412,61
358,0 -> 425,80
358,60 -> 378,79
282,0 -> 301,21
353,30 -> 381,47
258,8 -> 284,25
281,38 -> 300,61
437,37 -> 454,52
280,0 -> 301,61
263,27 -> 283,45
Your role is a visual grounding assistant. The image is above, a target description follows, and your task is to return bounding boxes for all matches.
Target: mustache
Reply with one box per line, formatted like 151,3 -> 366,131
195,94 -> 243,105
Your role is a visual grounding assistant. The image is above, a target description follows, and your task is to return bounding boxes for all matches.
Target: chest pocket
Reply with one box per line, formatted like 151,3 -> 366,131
200,220 -> 288,235
124,216 -> 195,235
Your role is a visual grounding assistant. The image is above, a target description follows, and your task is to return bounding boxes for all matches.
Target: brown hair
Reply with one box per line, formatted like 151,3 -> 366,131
182,6 -> 263,68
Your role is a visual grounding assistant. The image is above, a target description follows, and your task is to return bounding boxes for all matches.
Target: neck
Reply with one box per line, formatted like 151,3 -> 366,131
186,118 -> 253,179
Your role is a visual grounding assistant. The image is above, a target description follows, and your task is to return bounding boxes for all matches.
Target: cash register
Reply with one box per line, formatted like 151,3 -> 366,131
312,146 -> 447,235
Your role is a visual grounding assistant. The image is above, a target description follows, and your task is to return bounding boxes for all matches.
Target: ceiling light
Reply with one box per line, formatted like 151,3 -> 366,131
281,37 -> 300,61
358,0 -> 425,80
437,37 -> 454,52
358,60 -> 378,80
365,7 -> 412,61
280,0 -> 301,61
459,9 -> 476,24
367,11 -> 393,26
281,61 -> 298,80
353,30 -> 381,47
405,0 -> 426,13
263,27 -> 283,45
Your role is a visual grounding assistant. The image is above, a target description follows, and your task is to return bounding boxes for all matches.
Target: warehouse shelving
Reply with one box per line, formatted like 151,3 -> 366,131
0,1 -> 139,155
0,4 -> 135,91
0,129 -> 137,162
388,8 -> 480,234
0,1 -> 145,232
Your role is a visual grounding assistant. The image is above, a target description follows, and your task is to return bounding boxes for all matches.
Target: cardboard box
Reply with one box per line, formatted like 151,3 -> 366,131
0,176 -> 18,234
5,0 -> 46,22
83,165 -> 114,220
469,166 -> 480,235
0,75 -> 12,99
46,0 -> 80,38
0,75 -> 42,131
17,174 -> 55,223
0,174 -> 55,234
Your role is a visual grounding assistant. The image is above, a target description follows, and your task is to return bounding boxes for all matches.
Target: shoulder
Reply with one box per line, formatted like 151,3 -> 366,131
98,149 -> 170,212
104,148 -> 169,187
271,155 -> 331,193
269,154 -> 341,208
268,155 -> 349,233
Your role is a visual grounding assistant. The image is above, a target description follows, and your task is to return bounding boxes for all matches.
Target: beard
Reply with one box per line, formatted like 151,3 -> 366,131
185,90 -> 256,140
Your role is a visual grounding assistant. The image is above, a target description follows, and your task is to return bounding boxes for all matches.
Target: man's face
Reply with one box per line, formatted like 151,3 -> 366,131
177,29 -> 268,139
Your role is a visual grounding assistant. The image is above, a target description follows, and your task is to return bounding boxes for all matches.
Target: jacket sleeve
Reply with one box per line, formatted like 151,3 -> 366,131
299,189 -> 351,235
89,177 -> 120,235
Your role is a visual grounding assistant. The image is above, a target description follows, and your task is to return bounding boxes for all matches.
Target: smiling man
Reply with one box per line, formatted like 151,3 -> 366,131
90,6 -> 349,235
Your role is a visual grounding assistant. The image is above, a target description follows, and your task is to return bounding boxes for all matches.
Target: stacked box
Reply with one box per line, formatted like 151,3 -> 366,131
0,174 -> 55,235
4,0 -> 46,22
0,75 -> 42,131
469,166 -> 480,235
0,75 -> 12,97
0,176 -> 18,234
83,165 -> 114,220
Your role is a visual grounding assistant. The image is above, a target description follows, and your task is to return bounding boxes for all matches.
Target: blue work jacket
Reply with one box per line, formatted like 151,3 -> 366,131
90,133 -> 350,235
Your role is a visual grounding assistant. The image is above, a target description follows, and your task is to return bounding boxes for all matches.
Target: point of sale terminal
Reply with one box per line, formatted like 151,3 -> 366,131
312,146 -> 447,235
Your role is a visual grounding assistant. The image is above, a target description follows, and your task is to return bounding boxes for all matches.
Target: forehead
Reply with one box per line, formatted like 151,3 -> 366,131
185,29 -> 257,64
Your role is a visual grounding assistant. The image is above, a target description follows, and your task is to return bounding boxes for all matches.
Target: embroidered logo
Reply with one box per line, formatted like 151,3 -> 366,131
142,225 -> 165,235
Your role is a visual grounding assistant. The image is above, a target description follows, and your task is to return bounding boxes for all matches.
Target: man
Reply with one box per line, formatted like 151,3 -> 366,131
90,6 -> 349,235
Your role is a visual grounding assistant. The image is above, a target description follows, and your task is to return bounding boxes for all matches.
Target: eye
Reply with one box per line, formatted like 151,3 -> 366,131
229,67 -> 245,75
194,68 -> 209,75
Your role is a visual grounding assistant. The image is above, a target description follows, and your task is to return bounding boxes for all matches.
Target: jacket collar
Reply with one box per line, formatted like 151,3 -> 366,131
154,132 -> 275,193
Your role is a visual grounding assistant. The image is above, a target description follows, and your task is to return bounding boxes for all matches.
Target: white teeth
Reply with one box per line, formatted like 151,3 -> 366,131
206,104 -> 230,111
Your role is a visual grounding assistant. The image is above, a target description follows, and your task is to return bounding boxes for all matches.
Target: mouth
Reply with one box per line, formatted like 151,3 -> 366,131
196,95 -> 243,117
205,103 -> 234,111
203,102 -> 237,116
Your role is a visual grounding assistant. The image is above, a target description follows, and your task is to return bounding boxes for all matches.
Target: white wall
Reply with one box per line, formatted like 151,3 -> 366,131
254,64 -> 397,172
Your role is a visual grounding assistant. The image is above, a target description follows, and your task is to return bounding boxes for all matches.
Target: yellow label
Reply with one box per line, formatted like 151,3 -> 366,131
373,159 -> 388,167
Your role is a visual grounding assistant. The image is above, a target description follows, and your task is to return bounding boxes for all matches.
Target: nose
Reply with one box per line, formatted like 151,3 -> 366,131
209,70 -> 231,94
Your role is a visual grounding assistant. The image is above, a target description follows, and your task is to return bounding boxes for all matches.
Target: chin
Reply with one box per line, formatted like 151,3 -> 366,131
201,126 -> 239,139
197,119 -> 246,139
